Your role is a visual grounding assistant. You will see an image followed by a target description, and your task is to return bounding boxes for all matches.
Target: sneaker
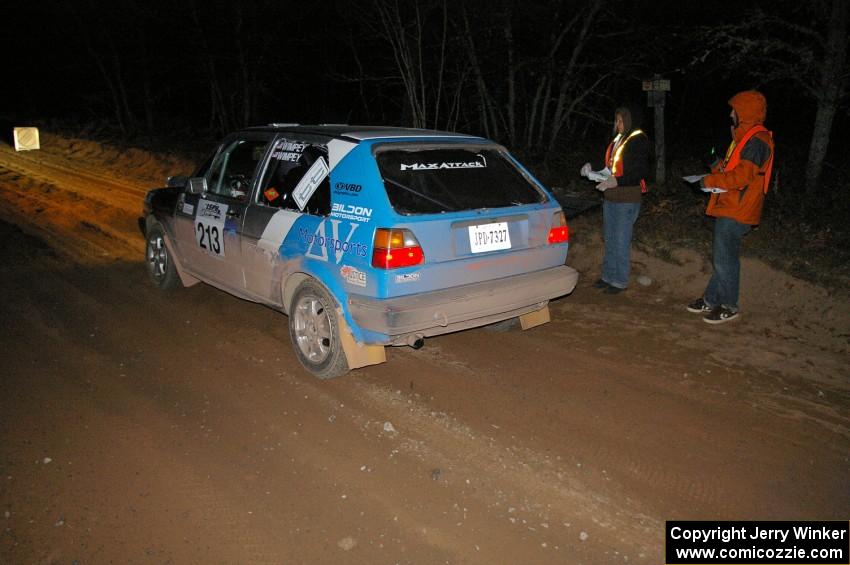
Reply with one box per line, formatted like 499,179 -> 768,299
703,306 -> 739,324
686,297 -> 712,314
592,278 -> 610,289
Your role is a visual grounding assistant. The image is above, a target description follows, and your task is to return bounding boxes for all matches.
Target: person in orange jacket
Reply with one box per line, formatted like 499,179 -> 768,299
687,90 -> 775,324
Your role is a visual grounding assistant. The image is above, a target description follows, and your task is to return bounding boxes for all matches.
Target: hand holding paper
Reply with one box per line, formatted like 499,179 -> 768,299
587,167 -> 612,183
682,173 -> 726,193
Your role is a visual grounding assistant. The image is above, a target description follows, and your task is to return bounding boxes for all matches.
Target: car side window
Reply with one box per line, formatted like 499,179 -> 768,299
257,139 -> 330,216
205,138 -> 270,201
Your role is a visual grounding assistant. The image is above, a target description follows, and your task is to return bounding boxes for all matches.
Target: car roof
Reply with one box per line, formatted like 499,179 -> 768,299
243,124 -> 487,143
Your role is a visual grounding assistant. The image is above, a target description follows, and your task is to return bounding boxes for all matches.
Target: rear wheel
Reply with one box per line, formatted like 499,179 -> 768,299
145,224 -> 179,289
288,280 -> 349,379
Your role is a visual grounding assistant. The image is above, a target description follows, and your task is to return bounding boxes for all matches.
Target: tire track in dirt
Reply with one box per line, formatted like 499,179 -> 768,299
0,165 -> 141,260
349,376 -> 663,559
0,144 -> 150,198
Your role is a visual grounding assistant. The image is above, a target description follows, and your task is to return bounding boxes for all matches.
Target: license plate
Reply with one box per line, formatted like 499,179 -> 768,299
468,222 -> 511,253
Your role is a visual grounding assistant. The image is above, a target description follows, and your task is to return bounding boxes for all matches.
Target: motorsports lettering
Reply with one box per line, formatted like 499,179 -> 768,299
300,219 -> 368,263
195,199 -> 228,257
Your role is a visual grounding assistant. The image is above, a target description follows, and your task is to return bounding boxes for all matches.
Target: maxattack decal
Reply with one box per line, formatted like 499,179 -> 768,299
330,203 -> 373,223
400,154 -> 487,171
340,265 -> 367,287
195,199 -> 228,257
300,219 -> 368,263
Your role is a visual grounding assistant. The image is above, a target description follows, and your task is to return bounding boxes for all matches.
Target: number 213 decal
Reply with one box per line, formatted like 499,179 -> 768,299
195,198 -> 228,257
196,223 -> 222,254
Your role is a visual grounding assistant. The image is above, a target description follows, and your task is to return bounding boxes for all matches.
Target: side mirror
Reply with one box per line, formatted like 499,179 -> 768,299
187,177 -> 207,195
166,175 -> 188,188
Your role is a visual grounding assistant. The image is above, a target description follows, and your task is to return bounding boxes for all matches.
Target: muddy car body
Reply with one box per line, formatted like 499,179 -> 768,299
140,125 -> 578,377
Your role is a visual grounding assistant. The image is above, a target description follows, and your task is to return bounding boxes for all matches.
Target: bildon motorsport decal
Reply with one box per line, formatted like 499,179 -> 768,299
330,203 -> 372,223
300,219 -> 368,263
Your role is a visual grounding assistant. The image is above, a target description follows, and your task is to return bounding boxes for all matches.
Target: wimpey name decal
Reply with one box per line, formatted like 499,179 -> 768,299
271,140 -> 307,163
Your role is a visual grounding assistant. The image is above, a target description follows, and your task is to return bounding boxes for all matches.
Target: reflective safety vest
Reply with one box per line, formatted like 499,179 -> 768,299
721,125 -> 774,194
605,129 -> 647,192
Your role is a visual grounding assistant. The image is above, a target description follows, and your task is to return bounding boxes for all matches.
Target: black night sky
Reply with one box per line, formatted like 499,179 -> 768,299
4,0 -> 849,195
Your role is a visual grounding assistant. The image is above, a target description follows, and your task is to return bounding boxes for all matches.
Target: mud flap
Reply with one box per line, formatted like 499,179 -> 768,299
519,304 -> 550,330
337,312 -> 386,370
161,233 -> 200,288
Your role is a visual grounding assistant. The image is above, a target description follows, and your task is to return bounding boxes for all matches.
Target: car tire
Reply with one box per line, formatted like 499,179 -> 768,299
288,280 -> 349,379
145,224 -> 179,289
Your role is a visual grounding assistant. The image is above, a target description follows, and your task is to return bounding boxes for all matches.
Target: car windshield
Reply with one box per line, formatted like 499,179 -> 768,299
375,145 -> 546,215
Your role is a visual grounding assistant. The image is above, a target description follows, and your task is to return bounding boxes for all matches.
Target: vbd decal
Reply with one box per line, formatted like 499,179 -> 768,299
333,181 -> 362,195
300,219 -> 368,263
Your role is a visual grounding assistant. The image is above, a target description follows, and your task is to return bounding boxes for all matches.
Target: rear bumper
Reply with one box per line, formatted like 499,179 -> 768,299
348,265 -> 578,343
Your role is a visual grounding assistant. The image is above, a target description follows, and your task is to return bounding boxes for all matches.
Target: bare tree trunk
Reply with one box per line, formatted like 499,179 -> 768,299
433,0 -> 448,128
504,7 -> 516,146
461,4 -> 501,139
189,0 -> 229,135
544,0 -> 601,161
805,0 -> 848,194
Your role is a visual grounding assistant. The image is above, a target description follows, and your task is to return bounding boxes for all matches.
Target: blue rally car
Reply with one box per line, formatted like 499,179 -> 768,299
140,125 -> 578,378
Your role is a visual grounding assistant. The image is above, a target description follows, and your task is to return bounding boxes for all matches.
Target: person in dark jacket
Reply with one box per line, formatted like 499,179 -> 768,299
580,105 -> 652,293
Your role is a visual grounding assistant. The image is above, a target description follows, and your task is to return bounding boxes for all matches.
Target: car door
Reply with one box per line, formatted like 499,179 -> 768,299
187,134 -> 273,292
240,136 -> 332,304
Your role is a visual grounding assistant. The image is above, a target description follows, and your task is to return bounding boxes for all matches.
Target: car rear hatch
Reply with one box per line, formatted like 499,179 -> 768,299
370,141 -> 568,298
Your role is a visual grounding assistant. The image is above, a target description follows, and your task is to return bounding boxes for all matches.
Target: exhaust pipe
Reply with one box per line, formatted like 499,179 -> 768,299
407,335 -> 425,349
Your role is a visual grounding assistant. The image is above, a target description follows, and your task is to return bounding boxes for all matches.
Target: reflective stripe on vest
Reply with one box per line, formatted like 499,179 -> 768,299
606,129 -> 644,176
721,125 -> 774,194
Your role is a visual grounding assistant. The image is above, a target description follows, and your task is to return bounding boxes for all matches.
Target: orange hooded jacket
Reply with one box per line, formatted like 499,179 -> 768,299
703,90 -> 774,225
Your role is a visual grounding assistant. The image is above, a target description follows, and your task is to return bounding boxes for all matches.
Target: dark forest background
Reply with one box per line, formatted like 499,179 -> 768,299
3,0 -> 850,278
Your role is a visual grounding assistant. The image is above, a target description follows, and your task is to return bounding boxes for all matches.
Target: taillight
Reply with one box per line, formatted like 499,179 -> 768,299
371,228 -> 425,269
548,211 -> 569,244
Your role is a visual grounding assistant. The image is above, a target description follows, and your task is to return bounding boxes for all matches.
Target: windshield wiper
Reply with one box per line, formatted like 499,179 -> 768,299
383,178 -> 453,211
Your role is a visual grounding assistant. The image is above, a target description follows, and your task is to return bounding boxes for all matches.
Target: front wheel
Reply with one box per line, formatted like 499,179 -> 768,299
288,280 -> 349,379
145,224 -> 179,289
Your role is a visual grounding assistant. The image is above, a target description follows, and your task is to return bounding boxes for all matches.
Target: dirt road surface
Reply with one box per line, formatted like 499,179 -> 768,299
1,135 -> 848,564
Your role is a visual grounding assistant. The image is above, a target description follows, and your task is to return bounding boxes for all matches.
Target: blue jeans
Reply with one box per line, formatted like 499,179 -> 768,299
602,200 -> 641,289
703,217 -> 751,311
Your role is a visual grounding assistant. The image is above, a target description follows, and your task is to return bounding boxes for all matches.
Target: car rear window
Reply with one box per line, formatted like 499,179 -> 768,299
375,145 -> 546,215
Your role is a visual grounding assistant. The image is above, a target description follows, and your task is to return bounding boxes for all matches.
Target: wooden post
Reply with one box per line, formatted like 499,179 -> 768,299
655,97 -> 665,184
643,74 -> 669,184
